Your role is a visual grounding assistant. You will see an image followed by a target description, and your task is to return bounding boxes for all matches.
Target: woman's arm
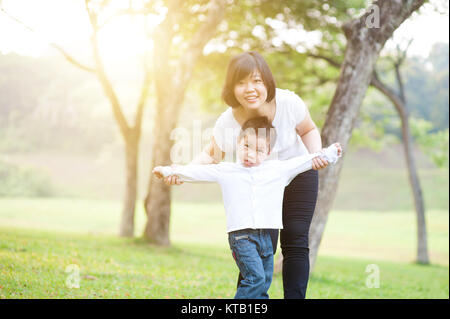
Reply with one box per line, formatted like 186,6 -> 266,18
163,136 -> 225,185
191,136 -> 225,164
295,107 -> 329,170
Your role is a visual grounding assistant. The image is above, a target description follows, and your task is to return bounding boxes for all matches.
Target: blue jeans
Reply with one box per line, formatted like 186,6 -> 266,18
228,229 -> 274,299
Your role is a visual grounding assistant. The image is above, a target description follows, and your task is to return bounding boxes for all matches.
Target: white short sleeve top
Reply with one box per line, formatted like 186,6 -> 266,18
213,88 -> 310,161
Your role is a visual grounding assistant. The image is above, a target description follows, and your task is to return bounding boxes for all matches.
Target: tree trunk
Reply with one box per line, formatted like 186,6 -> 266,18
143,97 -> 179,245
370,71 -> 429,264
400,113 -> 429,264
119,133 -> 139,237
308,0 -> 425,270
394,65 -> 430,264
142,0 -> 226,245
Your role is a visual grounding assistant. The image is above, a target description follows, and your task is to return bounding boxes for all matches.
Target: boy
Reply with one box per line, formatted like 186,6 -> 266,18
153,117 -> 342,299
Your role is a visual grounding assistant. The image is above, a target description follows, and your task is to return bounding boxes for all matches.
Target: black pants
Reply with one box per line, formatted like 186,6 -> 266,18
237,169 -> 319,299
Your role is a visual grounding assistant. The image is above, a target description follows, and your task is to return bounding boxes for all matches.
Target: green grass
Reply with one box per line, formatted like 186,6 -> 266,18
0,198 -> 448,298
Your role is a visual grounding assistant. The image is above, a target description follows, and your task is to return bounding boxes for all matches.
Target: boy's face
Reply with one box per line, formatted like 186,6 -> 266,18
237,133 -> 270,167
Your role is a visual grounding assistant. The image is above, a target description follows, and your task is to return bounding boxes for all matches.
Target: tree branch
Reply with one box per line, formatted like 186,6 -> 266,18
0,5 -> 95,73
175,0 -> 226,92
85,0 -> 131,139
370,70 -> 406,118
152,0 -> 184,98
306,52 -> 342,69
133,63 -> 152,138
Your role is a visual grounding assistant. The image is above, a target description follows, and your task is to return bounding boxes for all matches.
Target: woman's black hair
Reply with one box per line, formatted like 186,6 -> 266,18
222,51 -> 276,108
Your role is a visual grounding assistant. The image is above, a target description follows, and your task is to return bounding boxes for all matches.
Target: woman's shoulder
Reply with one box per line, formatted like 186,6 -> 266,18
276,87 -> 305,105
275,88 -> 307,124
215,107 -> 239,127
215,107 -> 232,121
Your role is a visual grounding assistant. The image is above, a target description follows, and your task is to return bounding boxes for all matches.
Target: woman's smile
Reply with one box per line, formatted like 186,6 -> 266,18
245,95 -> 259,103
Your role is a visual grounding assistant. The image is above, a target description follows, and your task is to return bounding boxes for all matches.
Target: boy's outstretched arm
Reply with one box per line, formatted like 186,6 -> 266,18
152,163 -> 222,184
281,143 -> 342,186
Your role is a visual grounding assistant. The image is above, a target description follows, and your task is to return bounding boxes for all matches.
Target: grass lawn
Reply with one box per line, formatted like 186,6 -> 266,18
0,198 -> 448,298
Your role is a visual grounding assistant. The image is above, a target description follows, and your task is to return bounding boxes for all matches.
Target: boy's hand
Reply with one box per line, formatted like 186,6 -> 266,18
164,175 -> 184,185
152,165 -> 183,185
164,164 -> 184,185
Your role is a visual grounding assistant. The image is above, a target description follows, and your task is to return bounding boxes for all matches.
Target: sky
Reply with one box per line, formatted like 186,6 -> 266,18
0,0 -> 448,60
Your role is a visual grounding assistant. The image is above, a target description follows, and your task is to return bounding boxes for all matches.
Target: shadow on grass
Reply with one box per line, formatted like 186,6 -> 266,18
130,236 -> 230,263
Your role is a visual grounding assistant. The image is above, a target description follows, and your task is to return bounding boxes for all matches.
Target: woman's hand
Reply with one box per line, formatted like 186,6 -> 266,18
311,155 -> 329,170
312,143 -> 342,170
152,166 -> 165,179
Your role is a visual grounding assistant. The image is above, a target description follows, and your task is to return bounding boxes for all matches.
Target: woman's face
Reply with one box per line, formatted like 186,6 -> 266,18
233,70 -> 268,110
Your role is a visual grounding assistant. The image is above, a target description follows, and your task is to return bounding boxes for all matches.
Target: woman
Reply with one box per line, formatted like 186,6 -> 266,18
165,51 -> 329,299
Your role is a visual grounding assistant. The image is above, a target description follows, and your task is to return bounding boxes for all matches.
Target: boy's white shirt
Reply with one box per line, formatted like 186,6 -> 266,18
158,144 -> 341,233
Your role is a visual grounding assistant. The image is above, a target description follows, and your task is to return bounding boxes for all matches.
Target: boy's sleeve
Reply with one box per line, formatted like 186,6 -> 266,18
159,163 -> 222,183
280,143 -> 341,186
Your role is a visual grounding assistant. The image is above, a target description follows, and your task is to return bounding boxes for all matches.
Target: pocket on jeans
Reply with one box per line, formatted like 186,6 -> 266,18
235,234 -> 249,241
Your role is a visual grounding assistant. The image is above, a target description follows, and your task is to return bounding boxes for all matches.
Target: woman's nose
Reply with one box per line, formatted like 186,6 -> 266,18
244,82 -> 255,92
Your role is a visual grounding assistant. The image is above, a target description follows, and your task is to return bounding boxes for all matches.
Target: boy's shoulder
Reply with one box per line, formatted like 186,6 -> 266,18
216,161 -> 242,170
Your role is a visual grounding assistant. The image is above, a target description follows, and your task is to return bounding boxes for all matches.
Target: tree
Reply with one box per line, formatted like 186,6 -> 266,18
204,0 -> 428,271
1,0 -> 153,237
309,0 -> 426,269
370,40 -> 430,264
143,0 -> 226,245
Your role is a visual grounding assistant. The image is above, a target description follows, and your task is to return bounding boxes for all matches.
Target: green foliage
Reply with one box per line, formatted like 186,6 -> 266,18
356,43 -> 449,156
0,160 -> 55,197
410,118 -> 449,169
403,46 -> 449,132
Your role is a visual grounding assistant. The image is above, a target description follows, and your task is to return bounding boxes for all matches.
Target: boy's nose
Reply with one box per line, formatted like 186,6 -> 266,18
246,154 -> 256,162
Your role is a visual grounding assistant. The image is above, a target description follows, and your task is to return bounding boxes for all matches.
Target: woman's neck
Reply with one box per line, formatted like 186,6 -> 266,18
234,100 -> 275,125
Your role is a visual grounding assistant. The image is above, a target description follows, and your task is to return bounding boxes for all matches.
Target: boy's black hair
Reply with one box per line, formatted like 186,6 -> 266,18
238,116 -> 277,153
